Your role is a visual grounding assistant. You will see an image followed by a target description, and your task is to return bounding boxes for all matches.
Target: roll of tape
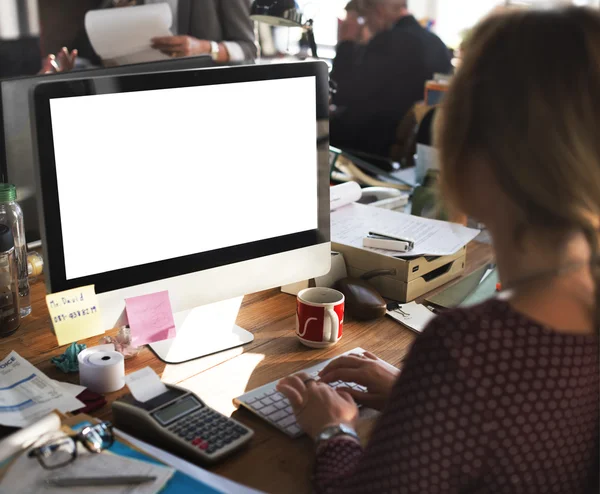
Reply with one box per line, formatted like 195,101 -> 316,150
78,344 -> 125,393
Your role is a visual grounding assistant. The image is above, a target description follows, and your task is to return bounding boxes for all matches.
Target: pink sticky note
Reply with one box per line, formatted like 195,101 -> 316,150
125,291 -> 176,346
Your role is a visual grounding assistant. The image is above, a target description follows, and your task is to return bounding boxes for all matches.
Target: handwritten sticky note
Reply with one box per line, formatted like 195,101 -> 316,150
46,285 -> 105,346
125,291 -> 176,346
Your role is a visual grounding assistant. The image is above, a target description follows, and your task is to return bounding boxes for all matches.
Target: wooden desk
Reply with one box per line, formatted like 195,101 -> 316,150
0,242 -> 492,493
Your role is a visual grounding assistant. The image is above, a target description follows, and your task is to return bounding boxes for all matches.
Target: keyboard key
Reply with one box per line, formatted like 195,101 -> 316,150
246,397 -> 258,404
260,405 -> 277,416
252,401 -> 265,411
284,406 -> 293,415
274,401 -> 288,410
269,410 -> 289,422
287,424 -> 301,435
270,392 -> 285,402
260,397 -> 274,406
279,415 -> 296,428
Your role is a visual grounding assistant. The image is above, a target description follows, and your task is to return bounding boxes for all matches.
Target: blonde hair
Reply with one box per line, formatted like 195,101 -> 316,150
436,7 -> 600,320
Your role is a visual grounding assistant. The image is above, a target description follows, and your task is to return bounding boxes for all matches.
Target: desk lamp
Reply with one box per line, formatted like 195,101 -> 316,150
250,0 -> 319,58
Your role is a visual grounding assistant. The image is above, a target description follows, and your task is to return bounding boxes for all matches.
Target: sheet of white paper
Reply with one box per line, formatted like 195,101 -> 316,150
330,181 -> 362,211
386,302 -> 436,333
124,367 -> 169,403
53,380 -> 86,397
85,3 -> 172,62
0,446 -> 174,494
0,413 -> 61,464
331,203 -> 480,257
116,429 -> 265,494
0,351 -> 85,428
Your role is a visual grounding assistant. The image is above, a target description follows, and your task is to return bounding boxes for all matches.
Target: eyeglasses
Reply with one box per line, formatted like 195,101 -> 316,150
27,422 -> 114,470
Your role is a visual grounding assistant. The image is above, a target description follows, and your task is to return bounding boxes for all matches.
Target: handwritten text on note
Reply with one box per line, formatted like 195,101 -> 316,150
46,285 -> 105,346
125,291 -> 176,347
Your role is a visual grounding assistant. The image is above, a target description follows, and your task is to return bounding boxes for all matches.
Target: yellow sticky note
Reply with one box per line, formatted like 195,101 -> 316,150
46,285 -> 105,346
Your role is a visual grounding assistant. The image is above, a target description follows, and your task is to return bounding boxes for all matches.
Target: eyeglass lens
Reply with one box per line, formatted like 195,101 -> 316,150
35,437 -> 76,469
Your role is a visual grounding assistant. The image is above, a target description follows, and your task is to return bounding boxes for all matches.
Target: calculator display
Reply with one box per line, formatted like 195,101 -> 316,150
153,396 -> 201,425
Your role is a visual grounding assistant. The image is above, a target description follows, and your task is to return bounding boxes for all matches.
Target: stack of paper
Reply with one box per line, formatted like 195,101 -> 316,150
331,202 -> 480,258
1,446 -> 174,494
386,302 -> 436,333
0,351 -> 85,428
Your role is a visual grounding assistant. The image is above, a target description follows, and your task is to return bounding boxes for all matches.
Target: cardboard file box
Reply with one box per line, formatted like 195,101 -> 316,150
331,243 -> 466,303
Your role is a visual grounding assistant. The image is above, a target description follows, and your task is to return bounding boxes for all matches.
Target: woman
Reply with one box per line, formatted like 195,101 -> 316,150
278,6 -> 600,493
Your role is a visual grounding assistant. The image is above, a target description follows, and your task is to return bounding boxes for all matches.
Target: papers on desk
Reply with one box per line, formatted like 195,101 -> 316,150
85,3 -> 173,65
331,202 -> 480,257
386,302 -> 436,333
1,445 -> 174,494
117,429 -> 264,494
0,351 -> 84,428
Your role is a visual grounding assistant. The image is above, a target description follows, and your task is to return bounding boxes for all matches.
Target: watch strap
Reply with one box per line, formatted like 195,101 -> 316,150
315,423 -> 359,445
210,41 -> 220,60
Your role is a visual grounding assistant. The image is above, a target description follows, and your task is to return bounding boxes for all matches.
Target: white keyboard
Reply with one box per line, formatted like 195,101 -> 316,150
233,347 -> 370,438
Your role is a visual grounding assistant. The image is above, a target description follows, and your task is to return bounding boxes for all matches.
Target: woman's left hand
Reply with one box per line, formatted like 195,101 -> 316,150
276,372 -> 359,440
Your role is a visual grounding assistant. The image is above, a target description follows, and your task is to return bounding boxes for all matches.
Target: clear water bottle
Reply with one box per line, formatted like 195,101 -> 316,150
0,224 -> 20,337
0,184 -> 30,317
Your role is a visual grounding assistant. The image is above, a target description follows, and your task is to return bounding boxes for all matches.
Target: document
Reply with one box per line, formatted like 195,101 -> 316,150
330,181 -> 362,211
1,446 -> 174,494
85,3 -> 173,65
331,203 -> 480,257
116,429 -> 265,494
125,367 -> 168,403
46,285 -> 105,346
0,352 -> 84,428
0,413 -> 61,464
126,291 -> 176,346
386,302 -> 436,333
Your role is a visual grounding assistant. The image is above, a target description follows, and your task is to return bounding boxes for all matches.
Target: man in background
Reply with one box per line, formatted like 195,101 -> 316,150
330,0 -> 451,158
77,0 -> 256,65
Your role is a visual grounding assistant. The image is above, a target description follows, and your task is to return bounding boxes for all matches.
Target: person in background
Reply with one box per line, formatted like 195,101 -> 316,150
278,6 -> 599,493
330,0 -> 451,158
76,0 -> 256,66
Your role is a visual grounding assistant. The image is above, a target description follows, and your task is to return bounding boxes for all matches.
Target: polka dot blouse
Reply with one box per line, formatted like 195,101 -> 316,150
313,299 -> 599,494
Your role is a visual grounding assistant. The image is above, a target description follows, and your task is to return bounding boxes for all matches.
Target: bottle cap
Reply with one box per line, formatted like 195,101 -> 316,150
0,224 -> 14,253
0,184 -> 16,203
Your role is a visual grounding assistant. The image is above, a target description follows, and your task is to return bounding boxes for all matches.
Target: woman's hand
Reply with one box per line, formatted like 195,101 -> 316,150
151,36 -> 210,57
276,372 -> 359,440
39,47 -> 78,74
319,352 -> 400,411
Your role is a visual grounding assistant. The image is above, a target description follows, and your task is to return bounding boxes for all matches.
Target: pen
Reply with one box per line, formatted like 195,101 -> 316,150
46,475 -> 157,487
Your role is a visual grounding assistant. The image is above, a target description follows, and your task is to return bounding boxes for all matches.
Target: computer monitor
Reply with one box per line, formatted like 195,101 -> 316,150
32,61 -> 331,363
0,55 -> 216,244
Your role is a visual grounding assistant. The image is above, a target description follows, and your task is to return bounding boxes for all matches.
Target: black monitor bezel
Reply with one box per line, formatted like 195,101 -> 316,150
33,61 -> 330,295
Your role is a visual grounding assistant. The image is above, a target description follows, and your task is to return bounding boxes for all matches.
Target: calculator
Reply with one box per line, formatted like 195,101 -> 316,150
112,383 -> 253,464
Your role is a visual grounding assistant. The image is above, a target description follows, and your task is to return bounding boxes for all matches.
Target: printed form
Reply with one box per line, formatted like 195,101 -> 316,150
0,351 -> 84,428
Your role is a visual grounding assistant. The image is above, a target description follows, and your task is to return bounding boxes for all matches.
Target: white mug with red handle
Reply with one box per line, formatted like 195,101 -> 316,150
295,287 -> 344,348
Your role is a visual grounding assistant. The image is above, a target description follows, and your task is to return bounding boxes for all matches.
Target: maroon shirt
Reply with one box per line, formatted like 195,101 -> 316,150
314,299 -> 599,493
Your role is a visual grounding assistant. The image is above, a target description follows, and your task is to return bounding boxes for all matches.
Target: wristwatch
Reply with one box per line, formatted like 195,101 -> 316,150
210,41 -> 220,61
315,423 -> 359,445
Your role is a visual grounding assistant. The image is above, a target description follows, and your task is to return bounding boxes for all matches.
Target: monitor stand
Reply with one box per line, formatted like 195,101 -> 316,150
148,297 -> 254,364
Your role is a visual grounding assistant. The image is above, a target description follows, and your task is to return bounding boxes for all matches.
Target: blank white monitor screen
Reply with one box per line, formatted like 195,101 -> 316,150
48,76 -> 318,280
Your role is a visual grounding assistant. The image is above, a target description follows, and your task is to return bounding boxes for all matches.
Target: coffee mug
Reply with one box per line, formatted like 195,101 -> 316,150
296,288 -> 344,348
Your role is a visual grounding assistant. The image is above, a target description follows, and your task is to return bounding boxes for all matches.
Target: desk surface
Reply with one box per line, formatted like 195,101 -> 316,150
0,241 -> 492,494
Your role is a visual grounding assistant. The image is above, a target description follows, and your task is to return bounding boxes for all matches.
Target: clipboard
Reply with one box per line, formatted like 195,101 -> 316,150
0,412 -> 222,493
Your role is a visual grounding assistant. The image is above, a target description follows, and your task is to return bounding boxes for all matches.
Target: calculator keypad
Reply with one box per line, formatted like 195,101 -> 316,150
168,408 -> 249,455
